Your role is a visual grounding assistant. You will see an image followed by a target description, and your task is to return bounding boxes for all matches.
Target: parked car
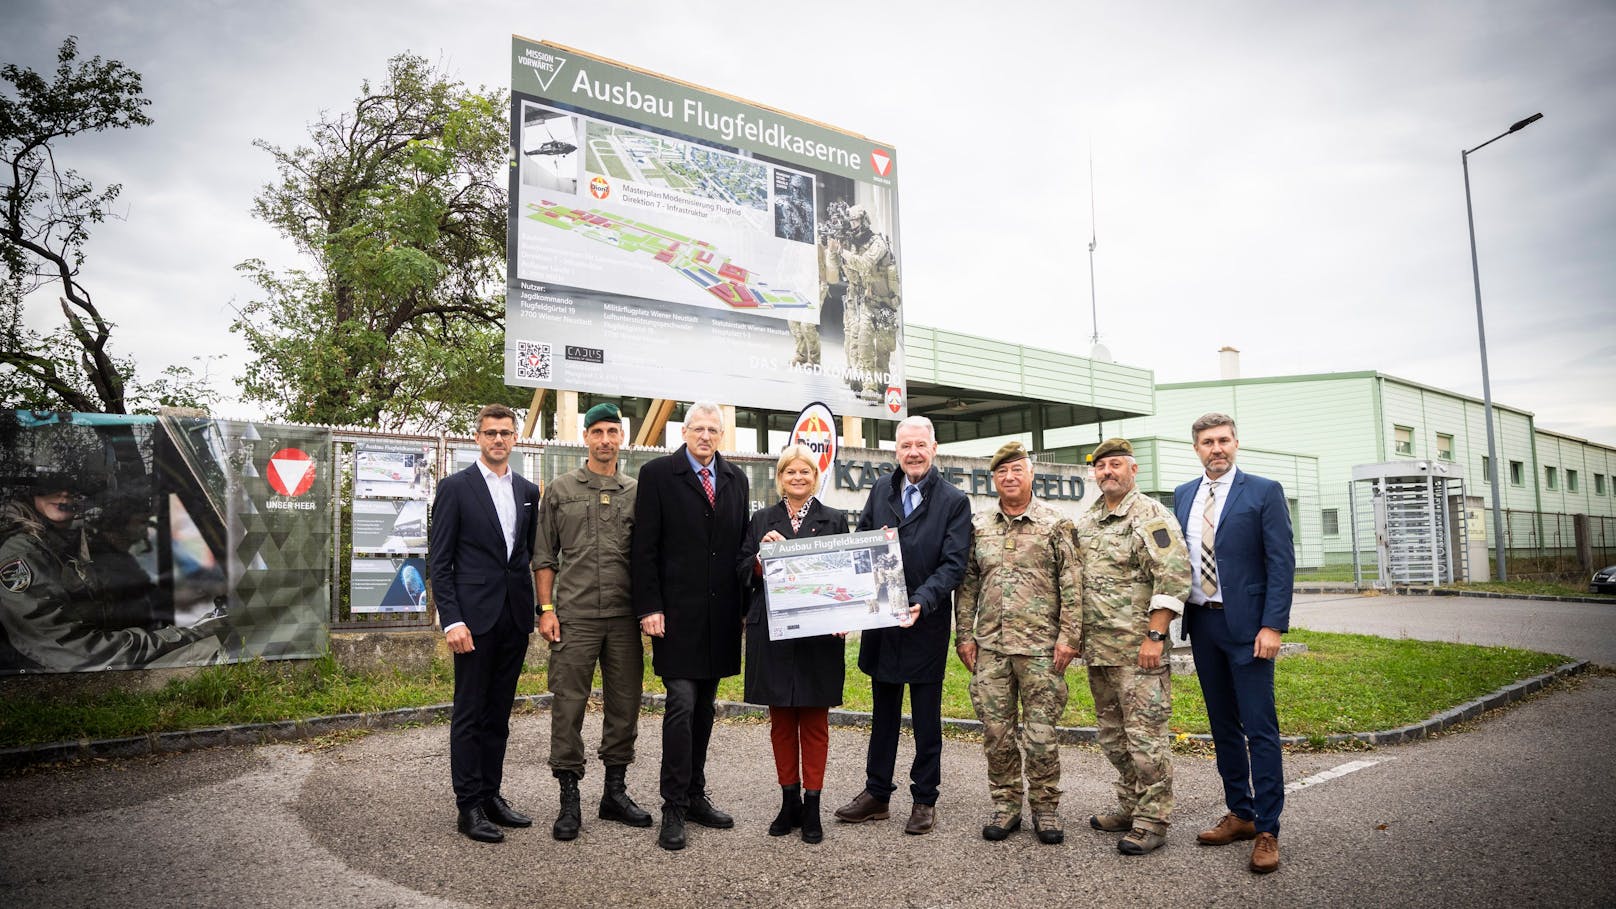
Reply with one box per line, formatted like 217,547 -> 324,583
1592,566 -> 1616,595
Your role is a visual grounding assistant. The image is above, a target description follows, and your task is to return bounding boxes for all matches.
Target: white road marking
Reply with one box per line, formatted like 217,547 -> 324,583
1285,758 -> 1390,793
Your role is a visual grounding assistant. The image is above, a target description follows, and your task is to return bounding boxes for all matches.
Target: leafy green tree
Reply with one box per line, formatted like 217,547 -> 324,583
234,53 -> 520,431
0,37 -> 193,414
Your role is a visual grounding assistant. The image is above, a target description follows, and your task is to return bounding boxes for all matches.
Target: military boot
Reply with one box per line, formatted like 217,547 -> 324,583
552,770 -> 582,841
599,765 -> 652,828
769,783 -> 802,836
800,790 -> 824,844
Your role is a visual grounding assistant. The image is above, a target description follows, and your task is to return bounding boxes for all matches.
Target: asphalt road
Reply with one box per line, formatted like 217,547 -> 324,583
3,593 -> 1612,908
1292,592 -> 1616,665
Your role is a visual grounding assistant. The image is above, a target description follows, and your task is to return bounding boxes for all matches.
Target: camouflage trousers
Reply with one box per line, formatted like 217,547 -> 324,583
788,320 -> 820,366
854,303 -> 897,393
1087,664 -> 1173,833
967,648 -> 1069,812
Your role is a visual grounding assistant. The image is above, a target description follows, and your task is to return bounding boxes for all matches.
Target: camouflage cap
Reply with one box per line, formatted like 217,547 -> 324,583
989,441 -> 1030,471
1089,437 -> 1134,463
583,402 -> 621,429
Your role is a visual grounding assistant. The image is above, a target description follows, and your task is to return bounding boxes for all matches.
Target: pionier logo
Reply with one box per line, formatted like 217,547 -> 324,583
790,402 -> 838,497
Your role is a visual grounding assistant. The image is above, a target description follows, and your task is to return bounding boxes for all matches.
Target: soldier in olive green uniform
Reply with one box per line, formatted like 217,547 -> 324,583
1075,438 -> 1191,856
532,403 -> 653,840
1,484 -> 223,672
956,443 -> 1082,845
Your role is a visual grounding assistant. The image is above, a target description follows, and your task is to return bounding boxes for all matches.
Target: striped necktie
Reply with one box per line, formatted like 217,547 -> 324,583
1201,481 -> 1219,598
904,485 -> 919,517
699,467 -> 715,506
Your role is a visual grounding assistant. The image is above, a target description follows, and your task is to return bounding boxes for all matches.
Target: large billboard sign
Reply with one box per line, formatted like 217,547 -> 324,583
507,37 -> 906,419
0,412 -> 330,674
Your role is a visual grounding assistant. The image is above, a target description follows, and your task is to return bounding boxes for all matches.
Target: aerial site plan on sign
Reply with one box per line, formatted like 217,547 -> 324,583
507,38 -> 906,418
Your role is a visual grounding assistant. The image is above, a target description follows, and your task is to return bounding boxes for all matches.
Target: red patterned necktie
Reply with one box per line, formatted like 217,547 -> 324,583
700,467 -> 715,506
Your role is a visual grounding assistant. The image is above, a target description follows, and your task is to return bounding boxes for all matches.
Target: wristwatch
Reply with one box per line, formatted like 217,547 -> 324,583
1145,629 -> 1167,642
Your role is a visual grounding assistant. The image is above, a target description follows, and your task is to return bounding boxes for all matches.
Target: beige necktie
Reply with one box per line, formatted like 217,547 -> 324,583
1201,482 -> 1219,598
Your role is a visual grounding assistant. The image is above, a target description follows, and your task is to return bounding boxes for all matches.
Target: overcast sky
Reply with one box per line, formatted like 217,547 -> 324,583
6,0 -> 1613,445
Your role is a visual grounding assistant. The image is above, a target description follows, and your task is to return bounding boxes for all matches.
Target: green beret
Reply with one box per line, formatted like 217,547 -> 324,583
583,402 -> 621,429
1089,437 -> 1134,463
989,441 -> 1029,471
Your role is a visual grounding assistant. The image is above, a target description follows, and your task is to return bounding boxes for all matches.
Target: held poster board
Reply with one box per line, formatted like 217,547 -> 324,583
507,37 -> 907,420
758,527 -> 909,641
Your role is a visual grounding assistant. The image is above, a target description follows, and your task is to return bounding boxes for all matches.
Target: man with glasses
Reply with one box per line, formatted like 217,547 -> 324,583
429,404 -> 542,843
631,402 -> 750,850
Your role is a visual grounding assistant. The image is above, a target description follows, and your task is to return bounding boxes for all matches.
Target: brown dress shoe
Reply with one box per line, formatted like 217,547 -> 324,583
1197,813 -> 1257,846
833,791 -> 891,823
904,804 -> 936,835
1249,832 -> 1280,873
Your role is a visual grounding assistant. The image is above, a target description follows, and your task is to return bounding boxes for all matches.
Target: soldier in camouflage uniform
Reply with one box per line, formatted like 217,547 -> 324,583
956,442 -> 1081,845
1074,437 -> 1191,856
835,205 -> 899,399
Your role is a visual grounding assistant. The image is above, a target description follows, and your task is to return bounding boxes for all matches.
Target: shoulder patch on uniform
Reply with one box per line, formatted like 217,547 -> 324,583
1,558 -> 31,593
1144,518 -> 1172,551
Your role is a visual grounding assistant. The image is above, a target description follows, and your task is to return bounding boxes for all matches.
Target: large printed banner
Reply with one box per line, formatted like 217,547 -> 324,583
507,37 -> 907,419
0,412 -> 331,674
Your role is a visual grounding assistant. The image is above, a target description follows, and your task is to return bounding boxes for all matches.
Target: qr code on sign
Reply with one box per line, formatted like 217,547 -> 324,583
516,341 -> 551,380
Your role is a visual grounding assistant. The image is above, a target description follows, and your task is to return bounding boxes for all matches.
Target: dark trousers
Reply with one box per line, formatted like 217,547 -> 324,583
660,676 -> 720,810
866,679 -> 943,806
547,614 -> 644,774
450,608 -> 530,811
1188,603 -> 1285,835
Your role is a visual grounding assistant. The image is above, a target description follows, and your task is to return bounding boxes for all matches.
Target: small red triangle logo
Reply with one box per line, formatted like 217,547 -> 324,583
871,149 -> 891,177
884,528 -> 897,541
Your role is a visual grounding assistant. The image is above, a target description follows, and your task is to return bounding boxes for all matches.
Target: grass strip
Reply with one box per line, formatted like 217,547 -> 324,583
0,630 -> 1568,749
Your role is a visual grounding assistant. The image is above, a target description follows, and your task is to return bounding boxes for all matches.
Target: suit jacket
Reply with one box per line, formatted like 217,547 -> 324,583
1174,468 -> 1296,643
630,445 -> 750,679
738,498 -> 849,707
855,466 -> 972,684
428,463 -> 541,637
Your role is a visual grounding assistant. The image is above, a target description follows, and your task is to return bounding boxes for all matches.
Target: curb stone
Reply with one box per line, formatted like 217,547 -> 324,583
0,662 -> 1588,770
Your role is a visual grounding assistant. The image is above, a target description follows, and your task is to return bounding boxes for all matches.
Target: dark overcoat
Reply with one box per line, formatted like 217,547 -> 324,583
738,499 -> 849,707
630,445 -> 749,680
855,467 -> 972,684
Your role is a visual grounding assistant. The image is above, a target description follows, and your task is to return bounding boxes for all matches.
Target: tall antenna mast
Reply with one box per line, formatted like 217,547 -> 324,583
1087,150 -> 1100,346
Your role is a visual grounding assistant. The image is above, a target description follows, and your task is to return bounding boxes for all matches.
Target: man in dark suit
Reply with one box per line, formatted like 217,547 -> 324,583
631,401 -> 750,851
1173,413 -> 1295,874
428,403 -> 542,844
834,415 -> 971,835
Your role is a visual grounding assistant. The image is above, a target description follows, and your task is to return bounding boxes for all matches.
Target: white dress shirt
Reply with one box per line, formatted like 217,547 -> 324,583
478,459 -> 518,560
1186,465 -> 1238,605
443,459 -> 518,637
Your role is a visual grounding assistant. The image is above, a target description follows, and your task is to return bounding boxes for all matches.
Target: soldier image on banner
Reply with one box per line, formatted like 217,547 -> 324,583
0,471 -> 228,672
955,442 -> 1082,845
835,204 -> 901,402
1075,438 -> 1191,856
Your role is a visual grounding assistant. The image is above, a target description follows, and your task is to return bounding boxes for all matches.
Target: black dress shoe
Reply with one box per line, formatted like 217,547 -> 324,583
686,795 -> 734,829
457,805 -> 504,843
658,807 -> 687,851
484,794 -> 533,828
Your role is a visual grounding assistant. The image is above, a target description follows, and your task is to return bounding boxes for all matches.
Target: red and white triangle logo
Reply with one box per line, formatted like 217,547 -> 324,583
870,149 -> 892,177
267,448 -> 316,497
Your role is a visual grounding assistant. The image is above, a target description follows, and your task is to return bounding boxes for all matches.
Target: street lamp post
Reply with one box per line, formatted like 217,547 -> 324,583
1463,112 -> 1542,583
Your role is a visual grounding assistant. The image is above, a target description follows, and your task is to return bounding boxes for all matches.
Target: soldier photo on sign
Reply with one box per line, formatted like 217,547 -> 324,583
0,416 -> 231,673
